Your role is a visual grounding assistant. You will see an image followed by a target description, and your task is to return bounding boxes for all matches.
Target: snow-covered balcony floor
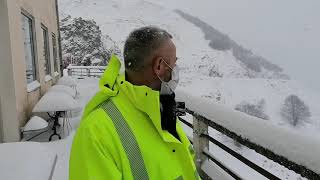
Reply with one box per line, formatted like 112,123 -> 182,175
20,77 -> 99,180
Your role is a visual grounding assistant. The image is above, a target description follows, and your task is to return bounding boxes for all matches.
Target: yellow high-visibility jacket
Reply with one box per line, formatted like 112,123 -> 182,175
69,55 -> 200,180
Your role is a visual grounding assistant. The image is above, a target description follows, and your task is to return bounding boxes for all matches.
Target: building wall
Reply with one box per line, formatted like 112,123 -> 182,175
0,0 -> 61,142
0,0 -> 21,142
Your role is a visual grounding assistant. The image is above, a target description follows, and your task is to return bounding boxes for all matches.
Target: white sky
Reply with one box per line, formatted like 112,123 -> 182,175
147,0 -> 320,92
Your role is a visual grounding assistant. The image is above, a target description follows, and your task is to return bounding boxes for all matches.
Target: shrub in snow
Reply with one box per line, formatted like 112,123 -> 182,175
60,15 -> 121,66
281,95 -> 311,127
209,65 -> 223,78
235,99 -> 269,120
81,54 -> 93,66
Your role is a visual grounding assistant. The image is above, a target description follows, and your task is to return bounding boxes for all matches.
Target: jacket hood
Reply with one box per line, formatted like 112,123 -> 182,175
81,55 -> 121,119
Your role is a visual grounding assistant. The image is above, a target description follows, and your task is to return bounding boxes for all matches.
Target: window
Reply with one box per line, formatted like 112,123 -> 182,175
41,25 -> 51,75
52,33 -> 59,73
21,12 -> 37,84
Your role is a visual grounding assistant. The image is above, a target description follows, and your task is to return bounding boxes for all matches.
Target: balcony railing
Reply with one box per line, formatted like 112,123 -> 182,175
67,65 -> 106,77
66,71 -> 320,180
176,91 -> 320,180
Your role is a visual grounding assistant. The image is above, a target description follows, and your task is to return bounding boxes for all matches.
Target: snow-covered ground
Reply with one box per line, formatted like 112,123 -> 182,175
0,76 -> 315,179
21,77 -> 99,180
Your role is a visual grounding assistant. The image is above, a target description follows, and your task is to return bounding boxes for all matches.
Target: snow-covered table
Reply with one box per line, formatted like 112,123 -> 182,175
32,91 -> 81,141
0,142 -> 57,180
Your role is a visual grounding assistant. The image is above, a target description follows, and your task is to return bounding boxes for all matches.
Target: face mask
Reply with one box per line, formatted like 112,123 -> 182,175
158,60 -> 179,95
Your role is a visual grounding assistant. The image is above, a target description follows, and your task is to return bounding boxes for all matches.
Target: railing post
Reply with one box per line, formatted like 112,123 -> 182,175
193,115 -> 209,173
67,68 -> 72,76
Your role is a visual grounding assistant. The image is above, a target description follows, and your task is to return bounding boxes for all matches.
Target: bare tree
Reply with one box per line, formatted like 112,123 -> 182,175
281,95 -> 311,126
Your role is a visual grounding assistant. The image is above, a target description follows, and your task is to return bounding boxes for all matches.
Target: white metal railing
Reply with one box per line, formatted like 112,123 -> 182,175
176,90 -> 320,180
67,65 -> 106,77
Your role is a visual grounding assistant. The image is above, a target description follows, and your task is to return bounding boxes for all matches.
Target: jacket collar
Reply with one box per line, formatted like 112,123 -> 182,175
117,72 -> 182,144
84,55 -> 182,144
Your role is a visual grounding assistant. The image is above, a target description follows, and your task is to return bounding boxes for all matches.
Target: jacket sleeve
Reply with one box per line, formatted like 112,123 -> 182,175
69,110 -> 122,180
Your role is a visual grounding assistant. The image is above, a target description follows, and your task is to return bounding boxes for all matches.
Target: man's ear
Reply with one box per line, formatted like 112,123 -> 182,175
152,56 -> 163,76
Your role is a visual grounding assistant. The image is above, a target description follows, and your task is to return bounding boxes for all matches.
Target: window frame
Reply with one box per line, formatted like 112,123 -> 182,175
41,24 -> 51,76
21,9 -> 38,84
52,33 -> 59,73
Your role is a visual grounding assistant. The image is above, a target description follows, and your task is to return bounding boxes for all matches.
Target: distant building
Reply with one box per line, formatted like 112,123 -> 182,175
0,0 -> 62,142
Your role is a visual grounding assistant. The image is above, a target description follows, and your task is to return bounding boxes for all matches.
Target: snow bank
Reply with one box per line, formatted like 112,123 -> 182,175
32,91 -> 81,112
27,81 -> 41,93
202,158 -> 241,180
0,142 -> 57,180
176,90 -> 320,174
49,85 -> 77,98
23,116 -> 48,131
54,71 -> 60,77
45,75 -> 52,82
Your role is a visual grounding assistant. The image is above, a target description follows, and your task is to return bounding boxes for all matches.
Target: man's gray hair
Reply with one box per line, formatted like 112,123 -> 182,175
123,26 -> 172,72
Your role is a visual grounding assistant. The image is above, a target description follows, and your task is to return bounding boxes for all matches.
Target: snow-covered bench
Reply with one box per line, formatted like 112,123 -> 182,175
0,142 -> 57,180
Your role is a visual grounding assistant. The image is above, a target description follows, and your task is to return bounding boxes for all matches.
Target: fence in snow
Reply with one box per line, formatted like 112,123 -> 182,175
176,90 -> 320,180
67,65 -> 106,77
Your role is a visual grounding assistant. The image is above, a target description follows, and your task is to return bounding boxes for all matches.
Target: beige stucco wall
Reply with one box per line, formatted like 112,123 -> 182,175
0,0 -> 21,142
0,0 -> 61,142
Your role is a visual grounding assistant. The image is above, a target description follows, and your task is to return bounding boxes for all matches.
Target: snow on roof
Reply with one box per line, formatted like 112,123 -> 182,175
56,76 -> 77,87
23,116 -> 48,131
49,85 -> 76,98
176,90 -> 320,174
0,142 -> 57,180
32,91 -> 81,112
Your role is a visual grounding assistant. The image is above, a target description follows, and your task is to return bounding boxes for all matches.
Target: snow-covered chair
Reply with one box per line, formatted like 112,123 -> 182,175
56,76 -> 78,95
0,142 -> 58,180
32,91 -> 81,141
32,91 -> 81,113
48,85 -> 77,99
21,116 -> 49,141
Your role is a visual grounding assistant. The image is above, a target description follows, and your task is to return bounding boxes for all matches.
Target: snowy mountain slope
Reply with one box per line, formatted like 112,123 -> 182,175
175,9 -> 289,80
59,0 -> 266,79
58,0 -> 320,133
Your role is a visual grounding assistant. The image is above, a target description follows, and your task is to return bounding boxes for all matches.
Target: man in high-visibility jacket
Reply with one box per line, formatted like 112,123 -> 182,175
69,26 -> 200,180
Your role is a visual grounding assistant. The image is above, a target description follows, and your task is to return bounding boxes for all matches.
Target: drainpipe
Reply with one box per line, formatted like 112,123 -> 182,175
54,0 -> 63,76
